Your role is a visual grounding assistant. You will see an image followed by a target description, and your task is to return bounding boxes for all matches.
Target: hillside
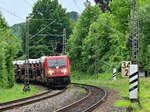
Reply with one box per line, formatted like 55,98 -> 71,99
10,23 -> 25,38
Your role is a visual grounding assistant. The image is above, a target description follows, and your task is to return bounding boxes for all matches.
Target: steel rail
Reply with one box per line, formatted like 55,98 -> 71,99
55,83 -> 107,112
55,85 -> 91,112
0,89 -> 66,111
83,86 -> 107,112
0,90 -> 51,106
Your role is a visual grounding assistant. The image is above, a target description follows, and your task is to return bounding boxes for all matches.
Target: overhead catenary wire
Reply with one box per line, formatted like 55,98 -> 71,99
37,34 -> 63,37
31,33 -> 64,47
0,6 -> 25,20
30,19 -> 56,40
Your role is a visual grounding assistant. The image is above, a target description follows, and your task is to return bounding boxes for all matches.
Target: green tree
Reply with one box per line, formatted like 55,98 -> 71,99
110,0 -> 131,33
82,13 -> 114,73
138,3 -> 150,75
0,40 -> 8,88
67,4 -> 102,71
26,0 -> 71,58
109,0 -> 131,67
0,12 -> 21,88
5,30 -> 20,88
68,0 -> 132,73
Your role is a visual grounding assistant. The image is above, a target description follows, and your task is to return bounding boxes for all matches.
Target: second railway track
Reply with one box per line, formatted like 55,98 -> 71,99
0,89 -> 66,112
55,83 -> 107,112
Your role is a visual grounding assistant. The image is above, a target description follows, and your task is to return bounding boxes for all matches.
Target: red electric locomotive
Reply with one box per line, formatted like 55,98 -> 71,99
44,56 -> 70,87
13,56 -> 71,87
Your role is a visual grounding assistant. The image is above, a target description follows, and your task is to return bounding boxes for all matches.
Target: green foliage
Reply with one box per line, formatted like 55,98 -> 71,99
0,84 -> 40,102
67,4 -> 102,72
71,71 -> 119,81
68,0 -> 131,73
0,13 -> 8,30
82,13 -> 114,73
110,0 -> 131,33
138,3 -> 150,75
139,0 -> 149,7
71,71 -> 150,112
115,100 -> 132,107
6,45 -> 16,88
24,0 -> 71,58
30,45 -> 50,58
0,13 -> 21,88
0,41 -> 8,88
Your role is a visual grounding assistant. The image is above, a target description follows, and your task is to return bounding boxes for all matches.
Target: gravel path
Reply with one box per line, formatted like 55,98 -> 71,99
93,87 -> 127,112
5,87 -> 86,112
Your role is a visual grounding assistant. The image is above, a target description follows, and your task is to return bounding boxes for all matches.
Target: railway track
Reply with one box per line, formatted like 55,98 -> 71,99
0,89 -> 66,112
55,83 -> 107,112
0,83 -> 106,112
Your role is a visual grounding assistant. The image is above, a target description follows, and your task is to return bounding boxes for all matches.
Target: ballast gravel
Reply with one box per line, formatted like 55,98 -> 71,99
5,87 -> 87,112
93,87 -> 127,112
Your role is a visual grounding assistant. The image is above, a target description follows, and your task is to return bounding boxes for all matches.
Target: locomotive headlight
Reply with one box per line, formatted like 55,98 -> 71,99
61,69 -> 67,74
49,70 -> 54,75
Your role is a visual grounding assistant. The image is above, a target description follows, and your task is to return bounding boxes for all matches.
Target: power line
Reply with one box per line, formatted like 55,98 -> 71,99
37,34 -> 63,37
32,33 -> 63,46
30,19 -> 56,40
23,0 -> 33,7
32,36 -> 47,46
0,6 -> 25,20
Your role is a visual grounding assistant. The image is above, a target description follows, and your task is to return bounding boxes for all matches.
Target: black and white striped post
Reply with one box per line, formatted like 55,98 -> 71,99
113,68 -> 116,80
129,64 -> 139,101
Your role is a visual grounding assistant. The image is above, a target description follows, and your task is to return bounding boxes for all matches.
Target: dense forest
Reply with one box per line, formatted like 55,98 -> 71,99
68,0 -> 150,75
1,0 -> 150,88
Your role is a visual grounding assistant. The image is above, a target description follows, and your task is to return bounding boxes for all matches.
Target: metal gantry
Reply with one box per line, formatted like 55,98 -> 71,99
23,17 -> 30,92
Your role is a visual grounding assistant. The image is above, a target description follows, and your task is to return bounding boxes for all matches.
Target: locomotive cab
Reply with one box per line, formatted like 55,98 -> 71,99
45,56 -> 70,87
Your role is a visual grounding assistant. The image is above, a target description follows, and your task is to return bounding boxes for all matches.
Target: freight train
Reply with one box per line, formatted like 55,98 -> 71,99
13,56 -> 70,87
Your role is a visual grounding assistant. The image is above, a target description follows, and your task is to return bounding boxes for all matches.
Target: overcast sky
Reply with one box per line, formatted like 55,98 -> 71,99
0,0 -> 95,26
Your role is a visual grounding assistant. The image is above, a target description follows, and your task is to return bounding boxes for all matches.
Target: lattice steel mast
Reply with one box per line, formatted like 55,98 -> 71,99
62,28 -> 66,55
95,35 -> 99,80
24,17 -> 30,92
129,0 -> 140,103
131,0 -> 139,64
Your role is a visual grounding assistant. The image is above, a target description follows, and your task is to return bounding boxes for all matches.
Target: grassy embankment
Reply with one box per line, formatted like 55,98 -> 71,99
71,71 -> 150,112
0,84 -> 40,103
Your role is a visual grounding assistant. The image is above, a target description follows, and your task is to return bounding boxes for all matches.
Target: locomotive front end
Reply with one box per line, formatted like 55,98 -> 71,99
45,56 -> 70,87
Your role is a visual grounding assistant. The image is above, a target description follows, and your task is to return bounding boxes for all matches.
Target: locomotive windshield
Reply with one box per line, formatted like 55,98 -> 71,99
48,59 -> 66,68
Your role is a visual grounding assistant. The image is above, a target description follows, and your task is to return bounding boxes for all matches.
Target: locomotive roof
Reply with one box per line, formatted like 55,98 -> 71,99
13,56 -> 68,65
47,56 -> 68,59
